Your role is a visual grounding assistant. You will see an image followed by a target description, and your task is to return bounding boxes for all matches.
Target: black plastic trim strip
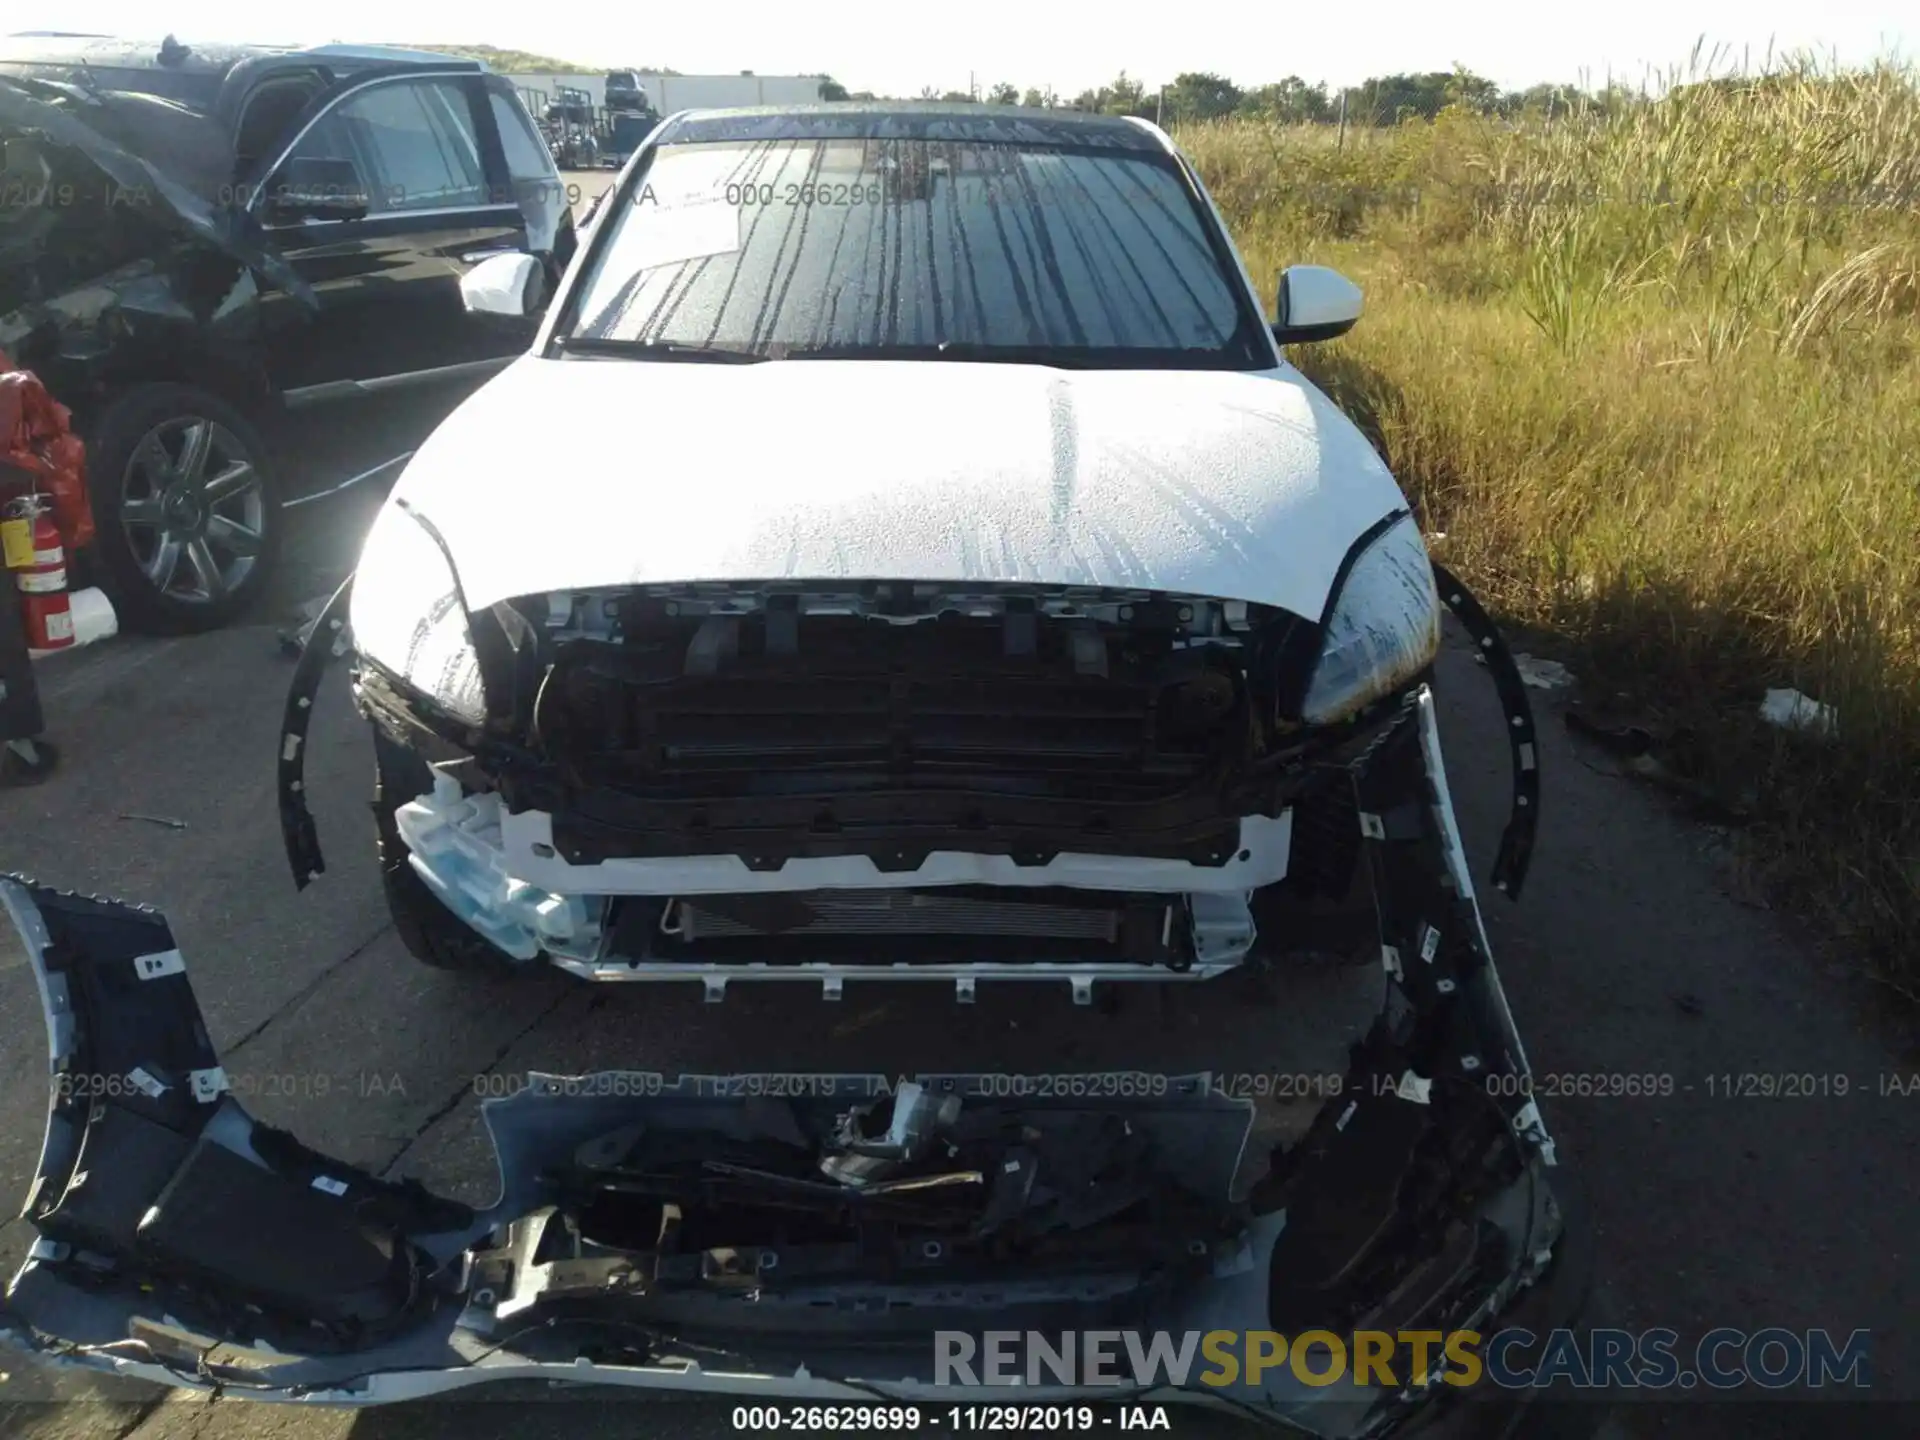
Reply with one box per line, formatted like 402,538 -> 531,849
1432,561 -> 1539,900
1271,318 -> 1357,346
278,575 -> 352,890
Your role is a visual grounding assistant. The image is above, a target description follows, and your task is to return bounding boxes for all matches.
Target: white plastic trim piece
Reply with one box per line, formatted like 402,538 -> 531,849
133,950 -> 186,981
27,587 -> 116,658
393,778 -> 601,962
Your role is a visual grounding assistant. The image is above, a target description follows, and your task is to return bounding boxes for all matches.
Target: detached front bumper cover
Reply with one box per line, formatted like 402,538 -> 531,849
6,675 -> 1580,1433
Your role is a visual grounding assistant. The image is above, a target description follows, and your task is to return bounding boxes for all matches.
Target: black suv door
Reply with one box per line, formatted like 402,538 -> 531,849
247,71 -> 554,407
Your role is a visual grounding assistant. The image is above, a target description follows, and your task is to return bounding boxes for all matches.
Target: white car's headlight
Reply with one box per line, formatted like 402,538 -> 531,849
1301,513 -> 1442,725
348,501 -> 486,724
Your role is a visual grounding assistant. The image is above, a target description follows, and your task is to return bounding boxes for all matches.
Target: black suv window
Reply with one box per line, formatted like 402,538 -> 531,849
487,90 -> 555,183
281,78 -> 486,215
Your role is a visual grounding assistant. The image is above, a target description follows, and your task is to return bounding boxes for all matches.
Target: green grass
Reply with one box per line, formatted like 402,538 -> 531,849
1176,59 -> 1920,989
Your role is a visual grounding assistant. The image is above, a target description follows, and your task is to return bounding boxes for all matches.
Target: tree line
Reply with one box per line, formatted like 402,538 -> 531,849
815,67 -> 1639,123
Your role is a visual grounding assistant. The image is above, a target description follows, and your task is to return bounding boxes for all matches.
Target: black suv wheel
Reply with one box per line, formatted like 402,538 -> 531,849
87,384 -> 282,634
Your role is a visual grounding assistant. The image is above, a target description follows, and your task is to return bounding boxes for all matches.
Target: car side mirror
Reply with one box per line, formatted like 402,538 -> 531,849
262,155 -> 370,223
461,252 -> 548,318
1272,264 -> 1363,345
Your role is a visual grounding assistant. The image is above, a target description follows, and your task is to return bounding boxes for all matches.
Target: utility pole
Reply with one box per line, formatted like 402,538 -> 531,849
1156,84 -> 1164,127
1336,89 -> 1347,150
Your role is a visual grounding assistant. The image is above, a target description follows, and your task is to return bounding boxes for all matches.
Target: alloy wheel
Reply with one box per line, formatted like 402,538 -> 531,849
117,416 -> 268,605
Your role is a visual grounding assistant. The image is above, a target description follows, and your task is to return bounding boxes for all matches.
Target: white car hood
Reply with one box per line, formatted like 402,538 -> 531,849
383,355 -> 1407,619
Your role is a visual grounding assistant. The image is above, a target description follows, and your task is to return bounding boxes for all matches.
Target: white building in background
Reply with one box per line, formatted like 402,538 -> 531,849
505,72 -> 830,113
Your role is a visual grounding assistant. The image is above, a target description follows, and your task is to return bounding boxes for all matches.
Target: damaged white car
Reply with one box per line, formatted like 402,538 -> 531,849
279,104 -> 1539,1005
5,106 -> 1593,1435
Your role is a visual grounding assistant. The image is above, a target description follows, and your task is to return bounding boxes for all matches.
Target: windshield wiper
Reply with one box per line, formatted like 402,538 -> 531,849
773,343 -> 1126,369
555,336 -> 767,363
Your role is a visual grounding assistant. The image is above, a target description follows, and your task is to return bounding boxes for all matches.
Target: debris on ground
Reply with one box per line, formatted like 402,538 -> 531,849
1564,707 -> 1656,759
1470,648 -> 1575,690
1514,655 -> 1575,690
277,593 -> 333,658
1563,702 -> 1754,824
117,812 -> 188,830
1759,687 -> 1838,738
50,586 -> 117,653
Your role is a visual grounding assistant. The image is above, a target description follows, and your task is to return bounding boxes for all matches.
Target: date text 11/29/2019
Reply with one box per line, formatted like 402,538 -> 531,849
730,1404 -> 1173,1431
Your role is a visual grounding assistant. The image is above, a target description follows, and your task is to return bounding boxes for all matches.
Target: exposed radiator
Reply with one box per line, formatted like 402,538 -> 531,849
663,890 -> 1170,944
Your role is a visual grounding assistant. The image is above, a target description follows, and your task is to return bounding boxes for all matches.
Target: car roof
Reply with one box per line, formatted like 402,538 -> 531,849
0,33 -> 483,70
0,34 -> 483,112
655,102 -> 1170,152
0,33 -> 490,201
301,43 -> 483,68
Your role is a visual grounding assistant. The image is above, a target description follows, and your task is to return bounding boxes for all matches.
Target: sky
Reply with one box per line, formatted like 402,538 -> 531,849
23,1 -> 1916,99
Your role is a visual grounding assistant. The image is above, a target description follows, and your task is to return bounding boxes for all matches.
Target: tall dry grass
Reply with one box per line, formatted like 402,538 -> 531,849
1178,60 -> 1920,986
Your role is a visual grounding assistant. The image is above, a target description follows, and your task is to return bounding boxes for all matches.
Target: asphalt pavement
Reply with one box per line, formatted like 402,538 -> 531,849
0,172 -> 1914,1439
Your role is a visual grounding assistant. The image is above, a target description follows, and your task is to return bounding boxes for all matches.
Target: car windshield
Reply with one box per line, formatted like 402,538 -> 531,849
560,136 -> 1266,368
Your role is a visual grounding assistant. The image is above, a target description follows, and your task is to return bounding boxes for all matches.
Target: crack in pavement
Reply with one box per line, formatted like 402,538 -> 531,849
108,1395 -> 172,1440
218,920 -> 394,1061
375,986 -> 577,1181
0,1395 -> 176,1440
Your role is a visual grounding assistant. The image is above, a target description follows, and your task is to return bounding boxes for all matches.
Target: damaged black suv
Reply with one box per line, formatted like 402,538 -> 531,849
0,35 -> 577,631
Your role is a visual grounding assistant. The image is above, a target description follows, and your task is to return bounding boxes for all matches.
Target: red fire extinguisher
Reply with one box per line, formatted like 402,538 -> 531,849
3,497 -> 73,652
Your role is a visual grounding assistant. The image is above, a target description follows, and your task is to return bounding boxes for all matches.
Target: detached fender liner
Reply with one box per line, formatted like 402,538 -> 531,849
279,575 -> 353,889
1432,562 -> 1539,900
0,877 -> 466,1353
